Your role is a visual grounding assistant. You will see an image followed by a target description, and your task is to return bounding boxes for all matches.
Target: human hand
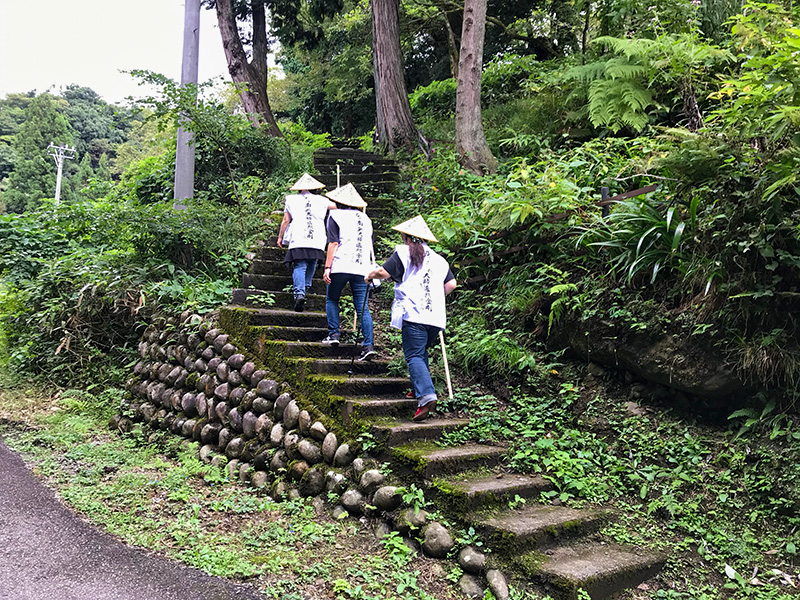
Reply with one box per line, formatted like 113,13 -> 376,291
277,237 -> 283,248
323,267 -> 332,284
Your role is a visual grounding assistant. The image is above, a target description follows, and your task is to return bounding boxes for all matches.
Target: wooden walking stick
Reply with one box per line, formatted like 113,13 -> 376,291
439,331 -> 454,400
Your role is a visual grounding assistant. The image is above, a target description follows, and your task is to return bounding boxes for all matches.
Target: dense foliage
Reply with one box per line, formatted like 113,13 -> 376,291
1,0 -> 799,598
0,78 -> 327,384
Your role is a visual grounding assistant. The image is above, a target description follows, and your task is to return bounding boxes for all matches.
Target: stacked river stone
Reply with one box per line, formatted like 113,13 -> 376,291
115,314 -> 510,600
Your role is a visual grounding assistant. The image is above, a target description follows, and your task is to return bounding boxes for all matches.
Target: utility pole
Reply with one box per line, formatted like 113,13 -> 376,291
47,143 -> 76,206
173,0 -> 201,210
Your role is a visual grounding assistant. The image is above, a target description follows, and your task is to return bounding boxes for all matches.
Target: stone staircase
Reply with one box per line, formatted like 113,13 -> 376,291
220,146 -> 665,599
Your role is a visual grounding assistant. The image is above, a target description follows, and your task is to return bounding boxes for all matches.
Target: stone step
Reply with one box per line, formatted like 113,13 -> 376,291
342,397 -> 418,425
251,325 -> 333,343
432,472 -> 553,513
350,182 -> 397,196
315,163 -> 400,175
314,151 -> 394,164
316,172 -> 400,185
371,418 -> 471,447
470,505 -> 611,553
223,307 -> 328,328
254,246 -> 288,262
279,341 -> 363,358
519,543 -> 667,600
314,147 -> 388,157
301,358 -> 391,376
328,138 -> 360,148
242,273 -> 326,295
307,375 -> 408,398
390,441 -> 505,479
250,259 -> 289,276
231,289 -> 326,311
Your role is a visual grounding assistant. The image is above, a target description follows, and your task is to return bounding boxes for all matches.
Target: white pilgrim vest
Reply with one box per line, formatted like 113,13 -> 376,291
329,209 -> 374,276
284,193 -> 329,251
390,244 -> 450,330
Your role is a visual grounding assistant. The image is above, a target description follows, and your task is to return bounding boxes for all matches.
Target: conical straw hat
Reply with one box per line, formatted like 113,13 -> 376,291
392,215 -> 438,243
290,173 -> 325,190
325,183 -> 368,208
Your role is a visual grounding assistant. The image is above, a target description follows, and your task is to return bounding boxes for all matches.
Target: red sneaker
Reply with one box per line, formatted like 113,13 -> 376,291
406,389 -> 415,398
413,401 -> 436,422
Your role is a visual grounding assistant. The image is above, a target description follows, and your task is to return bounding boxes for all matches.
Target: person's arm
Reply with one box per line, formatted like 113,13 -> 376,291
277,211 -> 291,248
365,266 -> 390,283
323,243 -> 338,284
323,215 -> 341,284
444,268 -> 457,295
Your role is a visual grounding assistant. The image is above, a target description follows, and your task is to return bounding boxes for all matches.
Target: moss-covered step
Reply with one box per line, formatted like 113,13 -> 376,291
231,288 -> 276,309
364,207 -> 398,222
225,307 -> 328,328
254,246 -> 287,262
301,358 -> 391,376
250,325 -> 331,343
231,289 -> 326,311
316,163 -> 400,175
315,172 -> 400,185
249,259 -> 292,276
241,273 -> 327,295
342,397 -> 418,425
516,543 -> 667,600
470,504 -> 611,553
432,472 -> 553,513
371,417 -> 469,446
390,441 -> 506,478
313,150 -> 395,163
279,341 -> 361,358
306,374 -> 408,397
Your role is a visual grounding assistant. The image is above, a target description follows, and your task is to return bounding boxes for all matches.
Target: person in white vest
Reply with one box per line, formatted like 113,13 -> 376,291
321,183 -> 376,362
277,173 -> 336,312
365,215 -> 457,421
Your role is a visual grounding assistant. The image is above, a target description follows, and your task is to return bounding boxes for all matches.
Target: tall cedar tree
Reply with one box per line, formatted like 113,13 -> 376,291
214,0 -> 282,135
455,0 -> 496,174
371,0 -> 428,156
207,0 -> 343,135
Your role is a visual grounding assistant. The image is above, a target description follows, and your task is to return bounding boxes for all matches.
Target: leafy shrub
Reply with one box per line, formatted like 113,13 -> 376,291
409,79 -> 457,118
481,54 -> 541,104
0,190 -> 272,383
575,195 -> 697,286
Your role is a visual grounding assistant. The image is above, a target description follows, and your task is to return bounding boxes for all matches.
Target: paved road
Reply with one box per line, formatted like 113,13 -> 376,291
0,440 -> 266,600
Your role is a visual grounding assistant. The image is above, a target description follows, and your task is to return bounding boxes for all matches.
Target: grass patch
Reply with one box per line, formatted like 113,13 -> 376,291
0,378 -> 479,600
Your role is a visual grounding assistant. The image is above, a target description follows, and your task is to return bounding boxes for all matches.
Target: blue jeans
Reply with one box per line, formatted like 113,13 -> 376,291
402,320 -> 441,407
326,272 -> 373,346
292,259 -> 317,297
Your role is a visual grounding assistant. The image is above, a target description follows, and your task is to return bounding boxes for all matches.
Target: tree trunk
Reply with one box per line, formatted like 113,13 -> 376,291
455,0 -> 497,175
371,0 -> 426,156
215,0 -> 282,137
442,10 -> 459,79
682,78 -> 704,132
581,1 -> 591,62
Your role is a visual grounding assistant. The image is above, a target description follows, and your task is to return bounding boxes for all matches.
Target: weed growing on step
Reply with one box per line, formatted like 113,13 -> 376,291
398,483 -> 428,514
439,381 -> 800,599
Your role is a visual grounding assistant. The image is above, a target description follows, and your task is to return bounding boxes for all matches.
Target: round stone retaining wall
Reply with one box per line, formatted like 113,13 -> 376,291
112,312 -> 509,600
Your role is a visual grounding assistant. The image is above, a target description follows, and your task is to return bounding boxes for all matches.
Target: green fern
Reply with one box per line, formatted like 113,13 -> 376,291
565,33 -> 732,133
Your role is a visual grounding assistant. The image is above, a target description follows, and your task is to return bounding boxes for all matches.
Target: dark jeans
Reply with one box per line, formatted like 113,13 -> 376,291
326,272 -> 373,346
292,259 -> 317,297
402,320 -> 441,406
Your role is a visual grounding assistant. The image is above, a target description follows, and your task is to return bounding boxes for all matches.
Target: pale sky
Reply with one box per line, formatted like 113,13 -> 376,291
0,0 -> 233,105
